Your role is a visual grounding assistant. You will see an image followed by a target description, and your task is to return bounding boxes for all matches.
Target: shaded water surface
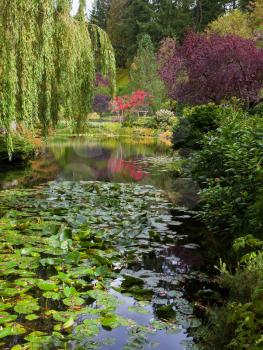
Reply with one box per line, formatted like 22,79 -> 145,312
0,136 -> 208,350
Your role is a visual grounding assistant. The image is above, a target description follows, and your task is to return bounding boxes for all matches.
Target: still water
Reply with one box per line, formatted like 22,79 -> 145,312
0,136 -> 204,350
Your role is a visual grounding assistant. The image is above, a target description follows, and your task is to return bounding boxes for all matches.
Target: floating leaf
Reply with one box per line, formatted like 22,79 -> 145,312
128,306 -> 150,314
101,314 -> 128,329
14,297 -> 39,314
63,296 -> 85,307
0,312 -> 17,324
0,324 -> 26,338
63,317 -> 74,329
25,314 -> 39,321
37,280 -> 58,291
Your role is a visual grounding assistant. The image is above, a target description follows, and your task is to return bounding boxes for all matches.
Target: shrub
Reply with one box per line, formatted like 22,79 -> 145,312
172,103 -> 223,149
154,109 -> 177,129
161,99 -> 177,112
93,94 -> 111,114
198,252 -> 263,350
250,102 -> 263,116
191,113 -> 263,240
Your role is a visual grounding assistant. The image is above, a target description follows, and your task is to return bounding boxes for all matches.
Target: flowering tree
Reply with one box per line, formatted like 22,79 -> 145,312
158,32 -> 263,107
111,90 -> 152,117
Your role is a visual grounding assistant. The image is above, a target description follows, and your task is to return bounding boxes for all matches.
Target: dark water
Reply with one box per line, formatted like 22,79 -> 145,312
0,136 -> 210,350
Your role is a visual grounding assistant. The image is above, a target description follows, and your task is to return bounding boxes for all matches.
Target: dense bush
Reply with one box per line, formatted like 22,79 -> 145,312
93,94 -> 111,114
187,107 -> 263,349
190,113 -> 263,240
154,109 -> 177,130
172,103 -> 223,149
198,251 -> 263,350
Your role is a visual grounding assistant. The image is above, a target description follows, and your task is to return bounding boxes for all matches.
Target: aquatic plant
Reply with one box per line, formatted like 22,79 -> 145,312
0,181 -> 199,349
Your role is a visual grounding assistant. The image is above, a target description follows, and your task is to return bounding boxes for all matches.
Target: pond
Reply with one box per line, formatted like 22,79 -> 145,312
0,136 -> 208,350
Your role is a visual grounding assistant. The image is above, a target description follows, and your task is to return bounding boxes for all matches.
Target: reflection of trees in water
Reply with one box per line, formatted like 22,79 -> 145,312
108,145 -> 150,182
53,142 -> 159,183
0,150 -> 60,189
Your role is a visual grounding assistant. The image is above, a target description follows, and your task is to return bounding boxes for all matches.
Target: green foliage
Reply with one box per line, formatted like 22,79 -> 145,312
185,105 -> 263,349
173,103 -> 223,149
106,0 -> 129,66
154,109 -> 177,130
0,135 -> 35,162
89,23 -> 116,96
91,0 -> 111,30
198,252 -> 263,350
250,102 -> 263,116
108,0 -> 153,66
0,181 -> 197,348
207,9 -> 252,38
130,34 -> 165,112
0,1 -> 116,158
191,112 -> 263,239
106,0 -> 245,67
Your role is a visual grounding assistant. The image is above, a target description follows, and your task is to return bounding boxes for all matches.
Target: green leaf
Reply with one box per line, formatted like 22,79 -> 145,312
0,312 -> 17,324
101,314 -> 128,329
63,296 -> 85,307
0,324 -> 26,338
63,286 -> 77,298
63,317 -> 74,329
14,297 -> 39,314
25,314 -> 39,321
128,306 -> 150,315
43,291 -> 61,300
37,280 -> 58,291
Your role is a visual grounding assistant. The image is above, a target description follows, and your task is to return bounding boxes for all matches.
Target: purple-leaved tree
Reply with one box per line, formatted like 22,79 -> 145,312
158,32 -> 263,107
93,94 -> 111,114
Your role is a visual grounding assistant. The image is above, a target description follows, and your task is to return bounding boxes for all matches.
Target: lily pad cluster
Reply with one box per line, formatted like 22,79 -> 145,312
0,181 -> 200,349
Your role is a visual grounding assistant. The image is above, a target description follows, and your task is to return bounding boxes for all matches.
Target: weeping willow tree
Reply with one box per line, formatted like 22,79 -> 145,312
0,0 -> 116,159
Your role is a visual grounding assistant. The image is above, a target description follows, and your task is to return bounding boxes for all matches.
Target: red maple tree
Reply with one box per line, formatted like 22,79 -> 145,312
111,90 -> 152,114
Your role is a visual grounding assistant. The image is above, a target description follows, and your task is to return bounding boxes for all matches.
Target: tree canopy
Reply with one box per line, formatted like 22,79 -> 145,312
0,0 -> 116,158
130,34 -> 165,111
158,32 -> 263,107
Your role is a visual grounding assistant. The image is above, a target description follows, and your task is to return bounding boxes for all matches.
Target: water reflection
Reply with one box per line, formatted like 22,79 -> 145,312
0,137 -> 173,190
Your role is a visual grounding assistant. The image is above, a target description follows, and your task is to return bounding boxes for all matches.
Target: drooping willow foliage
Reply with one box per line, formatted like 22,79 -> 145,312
0,0 -> 116,158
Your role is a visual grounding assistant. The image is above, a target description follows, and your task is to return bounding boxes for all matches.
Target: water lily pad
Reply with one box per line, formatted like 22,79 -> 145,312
74,319 -> 100,337
156,304 -> 176,319
0,324 -> 26,338
25,331 -> 47,341
122,274 -> 144,289
14,297 -> 39,314
63,296 -> 85,307
37,279 -> 58,291
101,314 -> 128,329
128,306 -> 150,315
0,312 -> 17,324
43,291 -> 61,300
25,314 -> 39,321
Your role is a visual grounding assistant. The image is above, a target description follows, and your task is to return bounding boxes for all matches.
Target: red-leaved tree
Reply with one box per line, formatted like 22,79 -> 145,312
111,90 -> 151,115
158,32 -> 263,107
